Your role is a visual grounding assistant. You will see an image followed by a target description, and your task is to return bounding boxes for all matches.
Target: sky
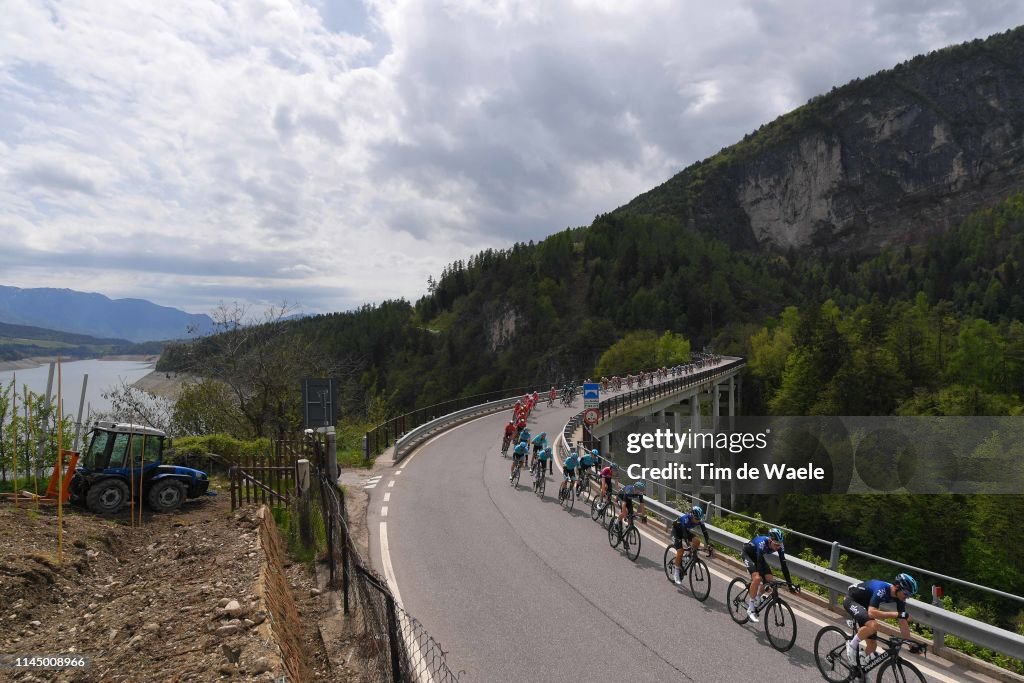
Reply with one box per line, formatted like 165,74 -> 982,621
1,1 -> 1023,316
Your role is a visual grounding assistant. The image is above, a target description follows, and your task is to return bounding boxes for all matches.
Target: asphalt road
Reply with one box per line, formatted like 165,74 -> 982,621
366,400 -> 991,683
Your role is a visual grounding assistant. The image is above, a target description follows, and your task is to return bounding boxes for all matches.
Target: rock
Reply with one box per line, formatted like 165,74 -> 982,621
128,635 -> 144,648
223,600 -> 247,618
310,588 -> 322,596
215,625 -> 241,637
218,664 -> 235,676
218,598 -> 232,608
143,623 -> 160,633
221,643 -> 241,663
250,658 -> 273,674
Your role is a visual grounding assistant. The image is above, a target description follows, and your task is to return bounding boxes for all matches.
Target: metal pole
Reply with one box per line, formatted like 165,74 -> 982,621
36,362 -> 55,466
829,541 -> 841,606
73,374 -> 88,451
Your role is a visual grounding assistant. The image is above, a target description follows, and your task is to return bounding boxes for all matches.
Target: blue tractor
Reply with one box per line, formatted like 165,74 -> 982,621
69,421 -> 209,515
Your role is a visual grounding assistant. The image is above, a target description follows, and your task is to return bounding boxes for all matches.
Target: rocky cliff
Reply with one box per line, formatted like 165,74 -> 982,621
620,27 -> 1024,254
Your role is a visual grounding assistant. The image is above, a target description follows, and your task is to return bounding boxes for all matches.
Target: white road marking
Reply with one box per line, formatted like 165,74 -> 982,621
396,469 -> 403,475
380,522 -> 433,683
384,492 -> 391,502
388,480 -> 396,488
381,506 -> 388,517
363,475 -> 383,489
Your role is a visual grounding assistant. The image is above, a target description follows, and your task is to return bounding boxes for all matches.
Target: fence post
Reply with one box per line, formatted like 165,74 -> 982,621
340,485 -> 350,615
386,594 -> 402,682
828,541 -> 841,607
297,459 -> 313,549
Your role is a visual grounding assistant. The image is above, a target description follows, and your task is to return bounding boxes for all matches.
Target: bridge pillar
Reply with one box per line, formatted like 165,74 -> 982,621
712,385 -> 722,512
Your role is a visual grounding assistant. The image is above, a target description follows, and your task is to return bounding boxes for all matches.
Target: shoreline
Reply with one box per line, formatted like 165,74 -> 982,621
0,354 -> 159,372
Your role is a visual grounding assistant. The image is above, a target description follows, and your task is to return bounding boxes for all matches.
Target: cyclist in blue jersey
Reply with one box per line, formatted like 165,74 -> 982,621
616,481 -> 647,525
530,432 -> 547,469
741,528 -> 795,622
510,441 -> 528,481
670,505 -> 712,584
533,446 -> 552,477
578,448 -> 596,480
560,451 -> 579,497
844,574 -> 917,665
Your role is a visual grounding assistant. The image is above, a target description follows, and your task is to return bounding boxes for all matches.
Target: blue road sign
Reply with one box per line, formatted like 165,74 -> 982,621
583,383 -> 600,400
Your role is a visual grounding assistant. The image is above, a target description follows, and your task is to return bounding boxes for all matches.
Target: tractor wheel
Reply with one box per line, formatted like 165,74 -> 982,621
147,480 -> 187,513
86,478 -> 130,515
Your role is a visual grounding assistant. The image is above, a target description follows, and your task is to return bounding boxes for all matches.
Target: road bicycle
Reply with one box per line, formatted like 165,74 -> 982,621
510,459 -> 522,488
590,491 -> 615,528
608,512 -> 645,562
726,577 -> 800,652
500,433 -> 512,457
532,462 -> 546,498
814,621 -> 927,683
662,545 -> 711,602
574,468 -> 593,502
558,477 -> 575,511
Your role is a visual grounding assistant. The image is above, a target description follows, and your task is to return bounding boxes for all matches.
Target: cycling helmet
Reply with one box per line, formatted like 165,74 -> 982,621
691,505 -> 705,521
894,573 -> 918,596
768,528 -> 784,543
633,481 -> 646,490
591,448 -> 599,456
610,463 -> 618,471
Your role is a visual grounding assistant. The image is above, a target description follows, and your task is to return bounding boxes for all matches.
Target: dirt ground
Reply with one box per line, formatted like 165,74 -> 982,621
0,488 -> 349,682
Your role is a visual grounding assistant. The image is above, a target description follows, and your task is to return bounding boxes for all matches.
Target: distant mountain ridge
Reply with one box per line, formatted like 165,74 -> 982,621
0,286 -> 214,343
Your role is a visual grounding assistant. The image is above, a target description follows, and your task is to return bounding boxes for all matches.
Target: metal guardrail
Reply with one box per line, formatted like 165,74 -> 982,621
598,357 -> 746,419
393,396 -> 521,462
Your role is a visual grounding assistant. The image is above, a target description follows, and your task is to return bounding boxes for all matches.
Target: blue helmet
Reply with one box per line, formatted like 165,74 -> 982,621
768,528 -> 784,543
632,481 -> 646,491
691,505 -> 705,521
591,448 -> 599,456
894,573 -> 918,596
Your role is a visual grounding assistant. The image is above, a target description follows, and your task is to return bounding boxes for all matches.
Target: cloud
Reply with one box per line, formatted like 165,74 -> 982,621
1,0 -> 1023,315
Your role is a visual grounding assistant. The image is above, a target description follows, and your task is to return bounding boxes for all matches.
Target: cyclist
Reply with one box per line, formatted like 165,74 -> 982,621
844,573 -> 917,666
534,446 -> 552,479
577,448 -> 597,486
741,528 -> 796,622
530,431 -> 547,469
548,385 -> 557,407
617,480 -> 647,526
560,450 -> 579,497
670,505 -> 712,584
510,441 -> 528,481
599,462 -> 617,504
501,420 -> 516,455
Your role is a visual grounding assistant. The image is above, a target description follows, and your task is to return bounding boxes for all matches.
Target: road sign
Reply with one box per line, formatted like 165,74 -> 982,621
583,382 -> 600,408
583,408 -> 600,426
302,378 -> 337,429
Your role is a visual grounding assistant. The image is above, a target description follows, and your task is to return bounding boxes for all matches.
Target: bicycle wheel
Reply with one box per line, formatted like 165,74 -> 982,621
624,526 -> 640,561
512,466 -> 520,488
764,598 -> 797,652
814,626 -> 853,683
564,486 -> 575,512
875,659 -> 926,683
590,497 -> 602,521
727,577 -> 751,625
688,558 -> 711,602
663,545 -> 676,582
536,477 -> 545,497
608,519 -> 622,548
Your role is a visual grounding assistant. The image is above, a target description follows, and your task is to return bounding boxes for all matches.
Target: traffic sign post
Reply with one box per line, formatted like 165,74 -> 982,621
583,382 -> 600,408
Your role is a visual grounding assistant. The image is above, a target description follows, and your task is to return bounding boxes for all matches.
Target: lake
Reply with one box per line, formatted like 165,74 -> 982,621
0,358 -> 156,419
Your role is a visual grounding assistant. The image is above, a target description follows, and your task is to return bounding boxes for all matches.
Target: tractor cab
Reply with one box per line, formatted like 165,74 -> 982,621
70,421 -> 209,515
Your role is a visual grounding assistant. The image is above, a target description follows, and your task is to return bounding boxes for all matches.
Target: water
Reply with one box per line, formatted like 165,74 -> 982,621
0,358 -> 156,419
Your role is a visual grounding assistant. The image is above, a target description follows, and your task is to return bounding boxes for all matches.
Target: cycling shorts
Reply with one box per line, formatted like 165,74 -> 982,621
563,467 -> 577,480
672,522 -> 697,548
617,494 -> 635,515
843,597 -> 874,628
513,451 -> 526,461
741,544 -> 770,577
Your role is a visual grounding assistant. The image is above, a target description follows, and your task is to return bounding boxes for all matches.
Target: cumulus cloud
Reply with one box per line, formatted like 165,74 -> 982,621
1,0 -> 1022,314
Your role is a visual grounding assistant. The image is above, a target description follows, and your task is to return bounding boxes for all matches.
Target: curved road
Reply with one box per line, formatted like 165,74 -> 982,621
366,401 -> 981,683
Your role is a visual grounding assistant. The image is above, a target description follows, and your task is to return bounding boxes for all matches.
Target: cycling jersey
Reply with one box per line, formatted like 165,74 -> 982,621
563,455 -> 579,470
741,535 -> 793,585
519,429 -> 531,443
512,443 -> 528,460
619,484 -> 643,501
504,423 -> 515,436
673,513 -> 710,545
848,580 -> 906,612
579,454 -> 594,468
531,434 -> 547,448
537,447 -> 551,462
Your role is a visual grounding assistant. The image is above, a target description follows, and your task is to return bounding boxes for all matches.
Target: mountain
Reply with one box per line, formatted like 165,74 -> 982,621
0,286 -> 214,343
0,321 -> 161,363
618,27 -> 1024,255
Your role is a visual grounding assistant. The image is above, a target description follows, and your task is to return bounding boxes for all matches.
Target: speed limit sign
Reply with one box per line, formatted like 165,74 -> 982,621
583,408 -> 600,426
